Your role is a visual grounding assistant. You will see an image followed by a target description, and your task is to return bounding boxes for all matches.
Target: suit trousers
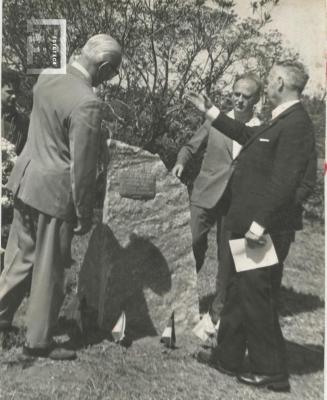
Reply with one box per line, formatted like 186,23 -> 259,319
190,200 -> 232,322
0,198 -> 73,348
209,223 -> 234,323
214,231 -> 294,375
190,202 -> 224,273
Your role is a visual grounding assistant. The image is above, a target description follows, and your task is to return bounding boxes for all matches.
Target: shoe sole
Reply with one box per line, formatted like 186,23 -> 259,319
237,377 -> 290,392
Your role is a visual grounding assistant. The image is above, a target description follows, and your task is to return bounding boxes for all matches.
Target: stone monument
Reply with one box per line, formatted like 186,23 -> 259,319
76,140 -> 199,341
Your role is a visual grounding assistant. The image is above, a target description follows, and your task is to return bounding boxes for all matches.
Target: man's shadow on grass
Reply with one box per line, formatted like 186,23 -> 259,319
286,340 -> 324,375
278,286 -> 324,316
199,288 -> 324,375
199,286 -> 324,317
64,223 -> 171,347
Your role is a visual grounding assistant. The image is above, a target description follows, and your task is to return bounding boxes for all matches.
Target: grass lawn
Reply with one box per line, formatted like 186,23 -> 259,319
0,219 -> 324,400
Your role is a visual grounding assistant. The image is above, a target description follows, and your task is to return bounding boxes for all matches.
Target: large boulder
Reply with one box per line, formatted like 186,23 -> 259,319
77,140 -> 199,341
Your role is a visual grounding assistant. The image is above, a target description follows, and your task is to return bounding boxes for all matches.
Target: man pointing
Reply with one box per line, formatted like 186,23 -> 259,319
187,61 -> 316,391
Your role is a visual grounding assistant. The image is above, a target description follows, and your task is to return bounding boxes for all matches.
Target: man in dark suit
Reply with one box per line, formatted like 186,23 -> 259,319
1,68 -> 29,155
187,60 -> 316,391
0,34 -> 122,360
172,74 -> 262,321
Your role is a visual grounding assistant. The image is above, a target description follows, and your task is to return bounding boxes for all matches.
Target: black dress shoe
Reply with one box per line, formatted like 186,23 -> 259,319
237,372 -> 290,392
195,350 -> 238,376
22,344 -> 76,361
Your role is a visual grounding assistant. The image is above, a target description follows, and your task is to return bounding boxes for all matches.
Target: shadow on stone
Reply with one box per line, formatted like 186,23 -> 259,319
66,224 -> 171,345
286,340 -> 324,375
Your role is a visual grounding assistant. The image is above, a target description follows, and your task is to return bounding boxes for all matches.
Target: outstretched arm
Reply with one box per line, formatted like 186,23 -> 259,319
185,92 -> 258,145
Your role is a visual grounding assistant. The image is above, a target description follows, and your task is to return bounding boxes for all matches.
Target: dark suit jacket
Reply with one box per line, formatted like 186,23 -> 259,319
212,102 -> 317,234
1,111 -> 29,155
177,116 -> 261,209
7,65 -> 103,221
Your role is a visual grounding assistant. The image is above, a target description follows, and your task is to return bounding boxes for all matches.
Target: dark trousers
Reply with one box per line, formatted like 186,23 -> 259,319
214,231 -> 294,375
210,225 -> 234,323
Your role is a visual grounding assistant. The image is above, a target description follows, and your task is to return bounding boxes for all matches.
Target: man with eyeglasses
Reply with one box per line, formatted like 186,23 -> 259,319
172,73 -> 262,323
0,34 -> 122,360
187,60 -> 316,392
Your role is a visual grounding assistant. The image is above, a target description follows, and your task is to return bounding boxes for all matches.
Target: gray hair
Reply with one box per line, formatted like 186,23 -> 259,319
82,34 -> 122,67
275,60 -> 309,94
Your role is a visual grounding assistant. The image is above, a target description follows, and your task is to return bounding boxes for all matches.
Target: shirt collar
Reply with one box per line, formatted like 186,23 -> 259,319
71,61 -> 92,83
271,100 -> 300,120
228,109 -> 261,127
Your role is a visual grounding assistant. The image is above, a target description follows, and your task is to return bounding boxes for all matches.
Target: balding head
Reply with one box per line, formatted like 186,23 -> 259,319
82,34 -> 122,69
78,34 -> 122,87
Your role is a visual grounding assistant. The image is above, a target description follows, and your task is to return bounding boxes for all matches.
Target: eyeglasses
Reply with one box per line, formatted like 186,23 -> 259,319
98,61 -> 119,80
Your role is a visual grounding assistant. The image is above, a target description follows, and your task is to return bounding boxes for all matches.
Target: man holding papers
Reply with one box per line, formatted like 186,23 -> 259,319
186,60 -> 316,392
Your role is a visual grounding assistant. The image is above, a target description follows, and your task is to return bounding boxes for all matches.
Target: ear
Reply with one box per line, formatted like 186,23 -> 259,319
277,76 -> 284,92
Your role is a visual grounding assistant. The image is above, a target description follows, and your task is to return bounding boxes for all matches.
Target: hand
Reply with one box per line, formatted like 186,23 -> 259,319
74,217 -> 92,235
245,230 -> 266,248
172,164 -> 184,178
184,92 -> 213,113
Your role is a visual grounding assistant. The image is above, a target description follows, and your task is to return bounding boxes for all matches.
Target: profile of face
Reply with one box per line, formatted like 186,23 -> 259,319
266,66 -> 281,106
1,83 -> 16,112
232,79 -> 259,114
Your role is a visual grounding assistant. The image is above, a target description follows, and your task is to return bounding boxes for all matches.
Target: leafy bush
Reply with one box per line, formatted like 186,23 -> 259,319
1,138 -> 16,251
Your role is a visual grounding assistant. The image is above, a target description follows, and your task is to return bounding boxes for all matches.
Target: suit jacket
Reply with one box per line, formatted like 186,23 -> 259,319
177,114 -> 261,209
212,102 -> 317,234
7,65 -> 102,221
2,110 -> 29,155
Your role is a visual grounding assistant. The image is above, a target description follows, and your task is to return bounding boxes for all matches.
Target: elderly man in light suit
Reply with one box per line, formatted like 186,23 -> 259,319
172,74 -> 262,321
0,34 -> 122,360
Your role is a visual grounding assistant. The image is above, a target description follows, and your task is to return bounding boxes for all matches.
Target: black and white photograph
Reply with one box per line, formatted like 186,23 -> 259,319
0,0 -> 325,399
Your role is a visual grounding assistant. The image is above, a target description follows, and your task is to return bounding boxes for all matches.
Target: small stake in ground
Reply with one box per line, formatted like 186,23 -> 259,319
112,311 -> 127,370
160,311 -> 176,349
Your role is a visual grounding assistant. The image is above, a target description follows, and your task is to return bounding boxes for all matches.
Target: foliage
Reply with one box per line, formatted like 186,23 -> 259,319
302,95 -> 325,160
300,96 -> 325,223
3,0 -> 322,221
1,138 -> 16,250
2,0 -> 298,169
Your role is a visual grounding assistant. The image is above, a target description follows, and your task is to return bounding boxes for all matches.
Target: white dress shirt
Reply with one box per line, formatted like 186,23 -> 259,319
226,110 -> 261,159
271,100 -> 300,120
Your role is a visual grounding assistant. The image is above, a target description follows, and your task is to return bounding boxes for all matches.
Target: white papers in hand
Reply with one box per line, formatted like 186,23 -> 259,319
229,234 -> 278,272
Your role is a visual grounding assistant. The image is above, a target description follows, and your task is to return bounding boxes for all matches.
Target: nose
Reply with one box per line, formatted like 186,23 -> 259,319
237,95 -> 244,103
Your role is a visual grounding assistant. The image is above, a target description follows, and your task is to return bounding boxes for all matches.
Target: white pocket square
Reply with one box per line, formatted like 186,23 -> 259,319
259,138 -> 270,142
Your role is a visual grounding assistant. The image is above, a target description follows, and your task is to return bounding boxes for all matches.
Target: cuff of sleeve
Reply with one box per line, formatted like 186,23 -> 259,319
250,221 -> 265,236
206,106 -> 220,122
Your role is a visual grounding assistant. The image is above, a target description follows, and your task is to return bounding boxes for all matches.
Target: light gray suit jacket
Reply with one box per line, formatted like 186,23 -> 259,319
177,114 -> 261,209
7,65 -> 103,221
